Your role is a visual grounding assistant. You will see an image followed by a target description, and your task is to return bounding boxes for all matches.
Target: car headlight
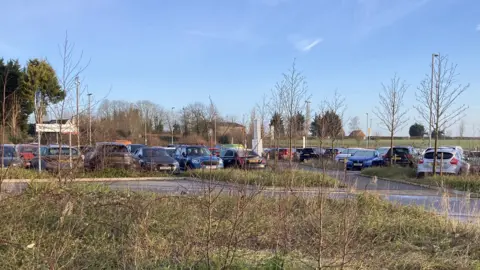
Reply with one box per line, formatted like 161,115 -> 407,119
191,159 -> 200,164
218,159 -> 223,164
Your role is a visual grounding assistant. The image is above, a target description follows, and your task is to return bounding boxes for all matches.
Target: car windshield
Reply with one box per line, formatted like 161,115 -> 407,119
346,148 -> 360,154
377,148 -> 389,155
187,147 -> 211,156
0,147 -> 15,157
424,151 -> 454,160
353,150 -> 376,157
143,148 -> 168,157
130,145 -> 144,152
102,145 -> 128,153
165,148 -> 175,156
303,148 -> 314,153
48,147 -> 77,156
18,145 -> 36,153
237,150 -> 258,157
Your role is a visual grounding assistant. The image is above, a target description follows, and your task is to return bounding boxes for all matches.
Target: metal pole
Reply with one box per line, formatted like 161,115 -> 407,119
88,93 -> 92,146
429,53 -> 438,148
214,114 -> 217,145
366,113 -> 369,148
75,76 -> 80,150
144,110 -> 148,145
69,133 -> 72,168
171,107 -> 175,144
38,131 -> 41,173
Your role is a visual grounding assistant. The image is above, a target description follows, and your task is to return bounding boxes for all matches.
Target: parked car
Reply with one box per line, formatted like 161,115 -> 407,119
174,145 -> 223,170
209,148 -> 220,157
335,148 -> 363,162
133,147 -> 179,173
383,146 -> 417,167
16,144 -> 43,168
375,147 -> 390,158
278,148 -> 292,160
0,144 -> 24,168
84,142 -> 135,171
162,147 -> 176,157
294,148 -> 303,161
127,144 -> 146,154
417,148 -> 470,177
221,148 -> 266,169
346,149 -> 383,170
324,147 -> 344,158
30,145 -> 82,171
299,148 -> 321,162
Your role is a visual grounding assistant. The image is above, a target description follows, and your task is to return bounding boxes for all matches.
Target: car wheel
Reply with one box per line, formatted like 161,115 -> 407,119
416,172 -> 425,178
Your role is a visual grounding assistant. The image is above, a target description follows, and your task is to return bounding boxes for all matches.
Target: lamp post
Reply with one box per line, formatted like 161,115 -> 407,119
75,76 -> 80,150
87,93 -> 92,146
366,113 -> 369,148
429,53 -> 439,148
171,107 -> 175,144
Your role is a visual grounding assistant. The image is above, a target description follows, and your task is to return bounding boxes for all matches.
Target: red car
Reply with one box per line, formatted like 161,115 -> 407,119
16,144 -> 39,168
278,148 -> 293,160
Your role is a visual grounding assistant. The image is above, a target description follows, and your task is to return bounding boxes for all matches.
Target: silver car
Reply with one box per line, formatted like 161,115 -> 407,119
417,148 -> 470,177
335,148 -> 363,162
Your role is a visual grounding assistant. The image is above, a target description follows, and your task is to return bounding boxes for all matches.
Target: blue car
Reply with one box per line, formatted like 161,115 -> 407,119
346,149 -> 383,170
174,145 -> 224,170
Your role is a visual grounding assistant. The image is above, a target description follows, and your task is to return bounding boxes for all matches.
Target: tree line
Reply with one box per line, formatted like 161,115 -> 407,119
0,59 -> 64,141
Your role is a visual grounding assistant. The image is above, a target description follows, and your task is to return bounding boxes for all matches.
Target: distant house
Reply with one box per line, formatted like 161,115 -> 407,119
216,121 -> 245,135
348,130 -> 365,139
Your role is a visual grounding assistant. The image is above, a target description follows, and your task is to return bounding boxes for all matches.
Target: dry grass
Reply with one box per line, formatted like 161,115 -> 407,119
0,183 -> 478,269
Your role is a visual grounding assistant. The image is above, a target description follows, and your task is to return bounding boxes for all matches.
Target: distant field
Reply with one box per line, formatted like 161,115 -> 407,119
266,138 -> 480,150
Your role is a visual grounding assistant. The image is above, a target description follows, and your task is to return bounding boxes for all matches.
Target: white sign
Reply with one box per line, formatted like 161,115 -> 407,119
35,123 -> 77,134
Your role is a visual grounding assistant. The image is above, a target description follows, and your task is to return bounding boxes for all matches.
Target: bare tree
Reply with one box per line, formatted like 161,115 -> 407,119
272,59 -> 309,162
415,55 -> 469,173
373,74 -> 409,165
459,120 -> 465,138
348,116 -> 360,133
325,90 -> 346,150
256,93 -> 269,139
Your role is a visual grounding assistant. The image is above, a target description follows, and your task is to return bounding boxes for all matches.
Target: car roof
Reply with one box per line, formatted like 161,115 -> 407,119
96,142 -> 127,146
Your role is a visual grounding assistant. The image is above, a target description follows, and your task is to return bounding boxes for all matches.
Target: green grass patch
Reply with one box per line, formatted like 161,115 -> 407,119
362,166 -> 417,180
0,184 -> 478,269
190,168 -> 343,188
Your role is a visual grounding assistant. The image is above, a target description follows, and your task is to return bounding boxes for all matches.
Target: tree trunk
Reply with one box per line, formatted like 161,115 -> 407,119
389,130 -> 394,166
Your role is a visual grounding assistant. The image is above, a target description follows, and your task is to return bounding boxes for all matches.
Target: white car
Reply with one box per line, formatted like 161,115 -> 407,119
335,148 -> 364,162
416,148 -> 470,177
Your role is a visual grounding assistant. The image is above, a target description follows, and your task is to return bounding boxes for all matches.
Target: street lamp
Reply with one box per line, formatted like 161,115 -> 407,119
366,113 -> 369,148
429,53 -> 439,148
171,107 -> 175,144
87,93 -> 92,146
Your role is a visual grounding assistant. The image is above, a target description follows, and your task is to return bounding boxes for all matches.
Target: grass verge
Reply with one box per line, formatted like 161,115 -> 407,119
0,184 -> 479,269
361,166 -> 417,180
361,167 -> 480,194
190,168 -> 343,188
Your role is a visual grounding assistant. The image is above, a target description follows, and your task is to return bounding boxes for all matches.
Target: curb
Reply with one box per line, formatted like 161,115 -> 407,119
359,174 -> 480,198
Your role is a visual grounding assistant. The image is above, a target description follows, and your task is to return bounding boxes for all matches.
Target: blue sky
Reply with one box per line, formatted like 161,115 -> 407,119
1,0 -> 479,136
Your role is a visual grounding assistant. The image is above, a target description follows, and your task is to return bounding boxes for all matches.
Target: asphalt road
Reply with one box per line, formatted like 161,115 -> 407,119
2,169 -> 479,222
